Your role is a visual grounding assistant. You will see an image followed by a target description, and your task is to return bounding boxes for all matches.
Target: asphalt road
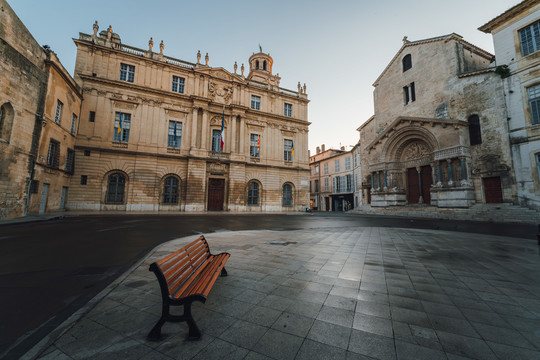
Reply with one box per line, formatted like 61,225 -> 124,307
0,213 -> 537,359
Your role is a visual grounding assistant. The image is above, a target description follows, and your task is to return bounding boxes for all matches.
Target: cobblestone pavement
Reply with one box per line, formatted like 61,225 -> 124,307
28,227 -> 540,360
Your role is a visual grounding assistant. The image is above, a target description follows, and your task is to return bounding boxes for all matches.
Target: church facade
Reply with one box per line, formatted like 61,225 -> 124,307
67,23 -> 310,213
359,34 -> 516,208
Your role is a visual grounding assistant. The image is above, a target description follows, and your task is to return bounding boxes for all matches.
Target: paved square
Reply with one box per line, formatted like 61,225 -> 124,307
31,227 -> 540,359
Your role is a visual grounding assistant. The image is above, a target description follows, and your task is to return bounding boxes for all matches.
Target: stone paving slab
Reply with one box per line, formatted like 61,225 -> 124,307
26,227 -> 540,360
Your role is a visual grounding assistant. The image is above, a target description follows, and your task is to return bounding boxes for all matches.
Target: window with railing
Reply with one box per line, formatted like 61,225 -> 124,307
168,121 -> 182,148
47,139 -> 60,168
114,112 -> 131,142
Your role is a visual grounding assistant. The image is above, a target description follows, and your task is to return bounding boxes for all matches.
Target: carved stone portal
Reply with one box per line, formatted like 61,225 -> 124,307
402,141 -> 430,161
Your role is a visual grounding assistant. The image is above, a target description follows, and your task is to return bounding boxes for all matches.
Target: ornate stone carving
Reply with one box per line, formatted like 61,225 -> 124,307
210,116 -> 227,126
403,142 -> 429,160
208,80 -> 233,103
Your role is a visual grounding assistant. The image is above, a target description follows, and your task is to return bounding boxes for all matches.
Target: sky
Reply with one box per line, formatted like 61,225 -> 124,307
10,0 -> 519,153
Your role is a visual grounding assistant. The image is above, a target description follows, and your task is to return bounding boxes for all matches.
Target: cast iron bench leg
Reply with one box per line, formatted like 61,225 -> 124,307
184,302 -> 201,340
221,267 -> 228,276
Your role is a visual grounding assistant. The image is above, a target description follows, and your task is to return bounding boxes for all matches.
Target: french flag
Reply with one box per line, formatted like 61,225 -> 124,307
220,106 -> 225,151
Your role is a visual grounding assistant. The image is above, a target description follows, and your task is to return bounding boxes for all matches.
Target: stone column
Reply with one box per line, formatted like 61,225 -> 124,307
460,157 -> 467,180
201,110 -> 208,150
431,163 -> 437,184
370,174 -> 374,189
436,162 -> 442,186
447,159 -> 453,186
383,172 -> 388,190
417,166 -> 423,204
191,108 -> 198,149
231,115 -> 237,153
239,116 -> 245,155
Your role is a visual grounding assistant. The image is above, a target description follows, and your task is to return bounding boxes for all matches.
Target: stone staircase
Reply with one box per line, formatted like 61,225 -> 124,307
353,203 -> 540,224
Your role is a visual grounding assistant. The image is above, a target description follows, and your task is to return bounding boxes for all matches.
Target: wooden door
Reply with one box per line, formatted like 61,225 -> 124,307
420,166 -> 432,204
325,197 -> 330,211
207,178 -> 225,211
483,177 -> 503,203
407,168 -> 419,203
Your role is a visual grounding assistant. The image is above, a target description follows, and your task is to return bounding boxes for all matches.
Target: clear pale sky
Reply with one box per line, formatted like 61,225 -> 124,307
10,0 -> 519,153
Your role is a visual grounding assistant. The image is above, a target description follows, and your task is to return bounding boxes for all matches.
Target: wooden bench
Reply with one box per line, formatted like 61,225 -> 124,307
147,235 -> 230,341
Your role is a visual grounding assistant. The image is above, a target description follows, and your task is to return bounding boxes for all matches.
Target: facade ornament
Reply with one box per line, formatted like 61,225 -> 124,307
197,50 -> 201,64
298,82 -> 301,93
404,142 -> 429,160
148,37 -> 153,52
403,36 -> 410,44
205,52 -> 209,66
234,61 -> 238,74
208,80 -> 233,103
160,40 -> 164,54
241,63 -> 245,76
107,25 -> 112,41
303,83 -> 307,94
93,21 -> 99,37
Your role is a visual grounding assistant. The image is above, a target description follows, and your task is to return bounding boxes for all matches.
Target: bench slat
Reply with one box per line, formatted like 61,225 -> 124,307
157,235 -> 204,266
186,253 -> 230,297
164,244 -> 209,288
161,240 -> 207,274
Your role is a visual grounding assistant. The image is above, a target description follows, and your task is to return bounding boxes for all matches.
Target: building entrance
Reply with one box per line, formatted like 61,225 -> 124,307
407,166 -> 432,204
483,176 -> 503,203
207,178 -> 225,211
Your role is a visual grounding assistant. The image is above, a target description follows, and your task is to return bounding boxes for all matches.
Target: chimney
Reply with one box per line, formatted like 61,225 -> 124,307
308,150 -> 311,158
321,144 -> 325,152
316,146 -> 320,154
341,146 -> 345,151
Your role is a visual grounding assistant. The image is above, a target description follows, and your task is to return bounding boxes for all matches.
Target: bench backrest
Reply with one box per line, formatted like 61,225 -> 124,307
153,236 -> 211,298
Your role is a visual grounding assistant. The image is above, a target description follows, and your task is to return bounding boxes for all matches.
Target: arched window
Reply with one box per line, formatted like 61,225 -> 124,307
263,60 -> 267,71
402,54 -> 412,72
106,173 -> 126,203
163,176 -> 179,204
256,60 -> 260,69
283,183 -> 293,206
247,181 -> 259,205
468,115 -> 482,145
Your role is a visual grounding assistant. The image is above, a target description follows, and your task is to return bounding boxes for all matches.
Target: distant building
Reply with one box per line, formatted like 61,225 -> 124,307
309,145 -> 356,211
0,0 -> 82,219
479,0 -> 540,211
359,33 -> 516,208
68,23 -> 310,213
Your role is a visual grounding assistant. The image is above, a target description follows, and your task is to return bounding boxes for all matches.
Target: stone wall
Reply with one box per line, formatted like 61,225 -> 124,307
0,0 -> 47,218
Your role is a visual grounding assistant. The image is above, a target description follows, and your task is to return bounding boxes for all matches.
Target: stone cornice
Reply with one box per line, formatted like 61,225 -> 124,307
479,0 -> 538,33
74,145 -> 309,172
365,116 -> 467,152
79,74 -> 310,126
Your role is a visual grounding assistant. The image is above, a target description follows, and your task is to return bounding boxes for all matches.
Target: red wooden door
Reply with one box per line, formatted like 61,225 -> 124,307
207,178 -> 225,210
483,177 -> 503,203
407,168 -> 419,203
421,166 -> 432,204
